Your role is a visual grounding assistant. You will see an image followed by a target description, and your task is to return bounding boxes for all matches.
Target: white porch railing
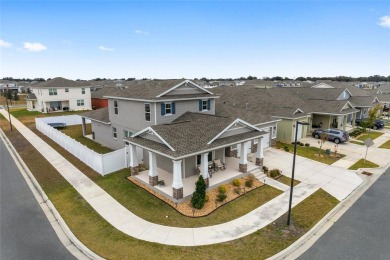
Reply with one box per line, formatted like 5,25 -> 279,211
35,117 -> 125,175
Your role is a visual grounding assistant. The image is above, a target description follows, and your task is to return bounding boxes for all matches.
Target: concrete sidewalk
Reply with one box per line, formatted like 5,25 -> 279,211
0,109 -> 363,246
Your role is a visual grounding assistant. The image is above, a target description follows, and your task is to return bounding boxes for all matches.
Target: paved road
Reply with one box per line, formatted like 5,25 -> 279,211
0,139 -> 75,259
300,167 -> 390,260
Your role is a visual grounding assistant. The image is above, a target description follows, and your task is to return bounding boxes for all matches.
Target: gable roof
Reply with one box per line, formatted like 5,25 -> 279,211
125,112 -> 267,159
103,79 -> 219,101
35,77 -> 91,88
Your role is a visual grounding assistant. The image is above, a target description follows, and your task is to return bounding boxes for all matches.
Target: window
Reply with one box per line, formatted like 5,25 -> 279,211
124,130 -> 132,138
65,88 -> 69,93
81,88 -> 85,94
196,152 -> 213,166
202,100 -> 207,110
77,99 -> 84,106
165,103 -> 172,114
160,102 -> 175,116
49,88 -> 57,96
114,100 -> 119,115
199,99 -> 210,111
112,127 -> 117,139
145,103 -> 151,121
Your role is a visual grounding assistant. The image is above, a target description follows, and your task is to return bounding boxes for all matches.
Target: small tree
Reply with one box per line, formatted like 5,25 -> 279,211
191,175 -> 206,209
367,104 -> 382,130
12,91 -> 19,101
318,132 -> 327,156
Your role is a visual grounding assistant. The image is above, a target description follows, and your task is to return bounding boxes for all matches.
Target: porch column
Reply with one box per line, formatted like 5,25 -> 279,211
352,113 -> 356,127
200,152 -> 209,187
343,115 -> 347,131
129,144 -> 139,175
81,117 -> 87,136
255,137 -> 264,166
172,160 -> 183,199
239,141 -> 248,173
148,151 -> 158,186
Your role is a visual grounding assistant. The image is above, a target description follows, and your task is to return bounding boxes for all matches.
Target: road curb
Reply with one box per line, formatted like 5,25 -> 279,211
0,128 -> 104,260
268,164 -> 390,260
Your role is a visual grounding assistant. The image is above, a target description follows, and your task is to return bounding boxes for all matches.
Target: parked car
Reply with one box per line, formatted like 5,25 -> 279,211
355,118 -> 385,130
312,129 -> 349,144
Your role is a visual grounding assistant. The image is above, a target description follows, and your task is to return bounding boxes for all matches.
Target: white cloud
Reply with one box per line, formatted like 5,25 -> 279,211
23,42 -> 47,52
98,46 -> 115,51
0,39 -> 12,48
135,30 -> 149,35
378,15 -> 390,28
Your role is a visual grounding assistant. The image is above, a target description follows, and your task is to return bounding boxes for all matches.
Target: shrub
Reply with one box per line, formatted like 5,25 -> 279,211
245,179 -> 253,188
262,166 -> 269,172
305,143 -> 310,147
191,175 -> 207,209
232,178 -> 241,187
216,193 -> 227,202
284,146 -> 290,152
269,169 -> 281,178
299,142 -> 304,146
247,173 -> 255,181
205,194 -> 209,202
218,185 -> 227,194
234,187 -> 241,195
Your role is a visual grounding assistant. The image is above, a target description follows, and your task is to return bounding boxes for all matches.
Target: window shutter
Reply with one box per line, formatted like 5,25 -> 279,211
161,103 -> 165,115
172,102 -> 176,114
207,99 -> 211,110
199,100 -> 202,111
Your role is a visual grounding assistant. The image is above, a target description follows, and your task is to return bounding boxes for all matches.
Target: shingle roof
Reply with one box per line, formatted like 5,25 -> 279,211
35,77 -> 91,88
25,93 -> 37,100
81,108 -> 110,123
126,112 -> 266,158
349,96 -> 377,107
91,87 -> 117,99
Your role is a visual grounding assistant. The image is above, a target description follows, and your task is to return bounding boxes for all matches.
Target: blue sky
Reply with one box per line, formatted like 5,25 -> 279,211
1,0 -> 389,80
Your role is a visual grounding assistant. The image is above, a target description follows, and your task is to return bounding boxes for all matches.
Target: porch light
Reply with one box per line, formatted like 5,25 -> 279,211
287,121 -> 309,226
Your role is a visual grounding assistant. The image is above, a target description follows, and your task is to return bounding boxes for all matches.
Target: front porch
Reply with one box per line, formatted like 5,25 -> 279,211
133,156 -> 259,201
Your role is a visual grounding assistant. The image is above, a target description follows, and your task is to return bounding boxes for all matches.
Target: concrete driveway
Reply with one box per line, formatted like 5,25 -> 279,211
263,148 -> 363,201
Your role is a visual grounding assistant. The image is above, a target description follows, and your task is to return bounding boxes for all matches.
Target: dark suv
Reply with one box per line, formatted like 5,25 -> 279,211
312,129 -> 349,144
355,119 -> 385,130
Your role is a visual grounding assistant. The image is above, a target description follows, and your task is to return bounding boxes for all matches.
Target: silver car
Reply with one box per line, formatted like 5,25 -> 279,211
312,128 -> 349,144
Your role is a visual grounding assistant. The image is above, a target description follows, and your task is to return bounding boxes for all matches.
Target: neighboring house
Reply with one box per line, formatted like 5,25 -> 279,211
26,77 -> 92,113
82,79 -> 278,200
90,87 -> 116,109
0,82 -> 18,93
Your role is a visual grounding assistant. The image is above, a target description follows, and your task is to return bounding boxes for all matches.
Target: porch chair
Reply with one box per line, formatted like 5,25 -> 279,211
213,159 -> 226,171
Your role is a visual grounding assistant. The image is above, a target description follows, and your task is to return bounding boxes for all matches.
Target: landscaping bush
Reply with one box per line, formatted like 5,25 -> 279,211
191,175 -> 207,209
245,179 -> 253,188
284,146 -> 290,152
305,143 -> 310,147
205,194 -> 209,202
216,193 -> 227,202
232,178 -> 241,187
299,142 -> 304,146
262,166 -> 269,173
218,185 -> 227,194
269,169 -> 281,178
233,187 -> 241,195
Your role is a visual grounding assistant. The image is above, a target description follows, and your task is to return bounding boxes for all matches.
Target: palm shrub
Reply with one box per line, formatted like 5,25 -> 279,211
191,175 -> 207,209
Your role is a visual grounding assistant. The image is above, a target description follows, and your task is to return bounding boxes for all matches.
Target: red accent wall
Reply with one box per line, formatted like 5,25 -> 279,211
92,98 -> 108,109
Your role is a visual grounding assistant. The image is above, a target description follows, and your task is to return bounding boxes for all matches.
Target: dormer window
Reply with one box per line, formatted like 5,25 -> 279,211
199,99 -> 210,111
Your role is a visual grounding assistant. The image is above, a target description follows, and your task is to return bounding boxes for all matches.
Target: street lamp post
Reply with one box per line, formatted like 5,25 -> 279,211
287,121 -> 309,226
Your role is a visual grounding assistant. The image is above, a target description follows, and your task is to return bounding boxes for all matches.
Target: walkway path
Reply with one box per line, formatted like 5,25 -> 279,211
0,109 -> 363,246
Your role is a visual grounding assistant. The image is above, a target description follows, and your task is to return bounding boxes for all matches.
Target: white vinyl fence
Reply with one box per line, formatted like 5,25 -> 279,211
35,117 -> 126,175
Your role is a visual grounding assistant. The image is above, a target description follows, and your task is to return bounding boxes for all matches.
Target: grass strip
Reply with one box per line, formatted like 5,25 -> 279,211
348,159 -> 379,170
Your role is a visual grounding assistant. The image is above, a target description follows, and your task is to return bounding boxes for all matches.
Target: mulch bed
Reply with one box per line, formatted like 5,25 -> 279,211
128,175 -> 264,217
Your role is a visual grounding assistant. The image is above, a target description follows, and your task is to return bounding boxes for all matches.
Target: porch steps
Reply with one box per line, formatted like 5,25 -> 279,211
252,169 -> 290,192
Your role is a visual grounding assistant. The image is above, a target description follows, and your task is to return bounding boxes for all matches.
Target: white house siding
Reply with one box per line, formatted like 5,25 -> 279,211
156,99 -> 215,125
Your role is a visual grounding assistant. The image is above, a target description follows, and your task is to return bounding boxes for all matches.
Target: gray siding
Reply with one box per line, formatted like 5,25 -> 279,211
156,99 -> 215,125
217,125 -> 253,139
108,99 -> 156,132
214,148 -> 224,161
164,83 -> 205,96
185,157 -> 197,178
141,132 -> 164,144
90,122 -> 120,150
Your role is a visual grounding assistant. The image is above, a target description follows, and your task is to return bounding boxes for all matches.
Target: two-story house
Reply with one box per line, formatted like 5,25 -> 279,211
81,80 -> 279,200
26,77 -> 92,113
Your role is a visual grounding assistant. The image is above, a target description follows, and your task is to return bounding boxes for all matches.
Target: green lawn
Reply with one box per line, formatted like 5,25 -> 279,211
357,131 -> 384,141
276,142 -> 345,165
349,140 -> 365,146
379,139 -> 390,149
348,159 -> 379,170
59,125 -> 112,154
276,175 -> 300,187
1,120 -> 340,259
